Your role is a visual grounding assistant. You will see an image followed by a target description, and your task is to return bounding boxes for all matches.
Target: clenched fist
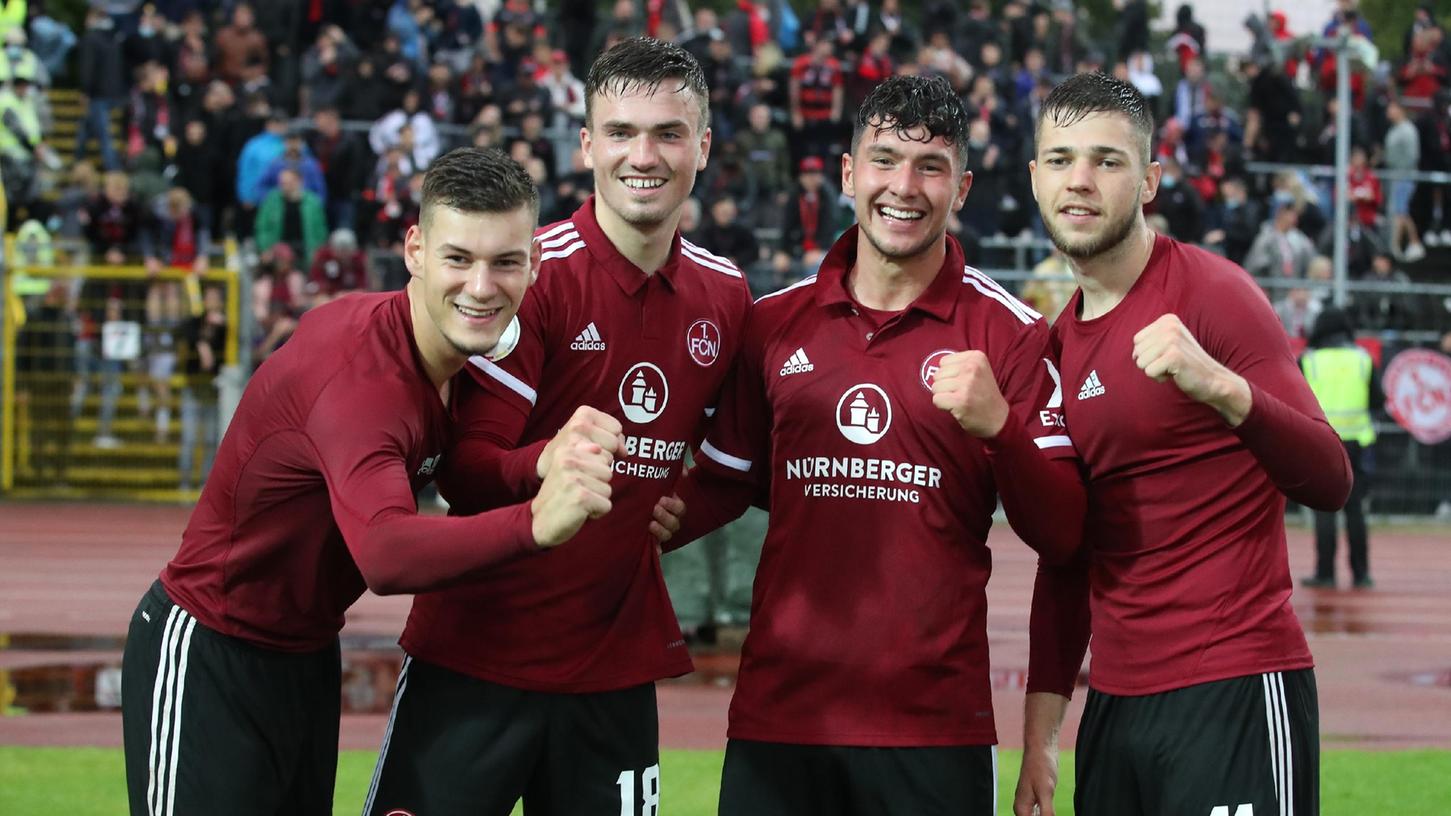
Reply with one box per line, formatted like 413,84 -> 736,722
930,350 -> 1010,438
538,405 -> 625,479
530,438 -> 615,548
1131,314 -> 1251,426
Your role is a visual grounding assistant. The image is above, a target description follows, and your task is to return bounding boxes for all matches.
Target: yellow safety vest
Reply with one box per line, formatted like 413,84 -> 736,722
0,49 -> 39,85
1301,346 -> 1376,446
0,87 -> 38,157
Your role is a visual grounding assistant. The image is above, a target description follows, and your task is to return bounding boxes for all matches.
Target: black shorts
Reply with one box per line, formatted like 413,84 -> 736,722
120,580 -> 341,816
1076,669 -> 1319,816
718,738 -> 997,816
365,656 -> 660,816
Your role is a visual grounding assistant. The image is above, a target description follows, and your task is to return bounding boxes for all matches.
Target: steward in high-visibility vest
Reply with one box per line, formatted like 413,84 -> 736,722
1299,306 -> 1378,589
1301,334 -> 1376,447
0,75 -> 42,161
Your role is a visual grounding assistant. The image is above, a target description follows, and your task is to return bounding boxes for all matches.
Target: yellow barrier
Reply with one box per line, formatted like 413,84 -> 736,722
2,265 -> 241,500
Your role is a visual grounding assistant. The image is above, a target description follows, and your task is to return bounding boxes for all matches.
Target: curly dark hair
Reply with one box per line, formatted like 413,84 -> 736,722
1036,72 -> 1155,165
420,147 -> 539,228
585,37 -> 710,133
852,74 -> 971,171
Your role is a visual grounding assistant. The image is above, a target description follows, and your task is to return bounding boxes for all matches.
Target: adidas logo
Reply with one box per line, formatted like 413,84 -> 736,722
780,347 -> 815,376
1077,370 -> 1105,400
570,322 -> 607,351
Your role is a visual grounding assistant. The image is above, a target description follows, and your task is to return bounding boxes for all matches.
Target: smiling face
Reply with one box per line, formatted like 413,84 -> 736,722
406,204 -> 538,364
581,82 -> 710,231
844,123 -> 972,263
1030,111 -> 1159,262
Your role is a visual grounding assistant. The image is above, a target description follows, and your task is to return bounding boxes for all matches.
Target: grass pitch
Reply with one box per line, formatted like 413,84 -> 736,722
1,746 -> 1447,814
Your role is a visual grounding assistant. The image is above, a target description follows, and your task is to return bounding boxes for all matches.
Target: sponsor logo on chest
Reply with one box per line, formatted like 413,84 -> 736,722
416,454 -> 442,477
570,322 -> 607,351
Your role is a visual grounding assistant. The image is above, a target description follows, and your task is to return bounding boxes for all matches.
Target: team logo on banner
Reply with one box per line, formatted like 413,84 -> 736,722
836,384 -> 893,445
1384,348 -> 1451,444
687,319 -> 721,366
619,362 -> 670,424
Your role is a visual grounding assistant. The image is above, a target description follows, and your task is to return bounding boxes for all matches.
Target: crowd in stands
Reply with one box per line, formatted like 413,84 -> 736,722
11,0 -> 1451,436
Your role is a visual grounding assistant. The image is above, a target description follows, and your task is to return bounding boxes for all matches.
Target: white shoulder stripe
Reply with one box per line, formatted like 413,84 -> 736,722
756,275 -> 817,303
701,439 -> 752,472
539,230 -> 581,250
681,244 -> 744,278
1034,435 -> 1075,452
536,221 -> 576,242
540,240 -> 586,262
963,265 -> 1044,319
681,238 -> 740,269
468,356 -> 538,406
961,275 -> 1034,325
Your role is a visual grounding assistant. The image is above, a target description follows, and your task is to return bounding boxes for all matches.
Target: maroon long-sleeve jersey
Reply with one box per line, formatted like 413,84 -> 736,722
686,228 -> 1082,746
1030,234 -> 1351,697
406,197 -> 754,692
162,291 -> 536,652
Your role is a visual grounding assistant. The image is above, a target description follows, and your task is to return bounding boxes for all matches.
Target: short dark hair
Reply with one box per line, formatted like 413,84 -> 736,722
852,75 -> 972,171
420,147 -> 539,229
1036,72 -> 1155,165
585,36 -> 710,133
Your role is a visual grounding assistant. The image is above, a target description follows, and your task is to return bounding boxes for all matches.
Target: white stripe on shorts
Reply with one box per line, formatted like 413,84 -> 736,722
363,655 -> 414,815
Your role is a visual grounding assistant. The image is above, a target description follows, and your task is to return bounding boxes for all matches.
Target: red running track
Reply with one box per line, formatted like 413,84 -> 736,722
1,501 -> 1448,751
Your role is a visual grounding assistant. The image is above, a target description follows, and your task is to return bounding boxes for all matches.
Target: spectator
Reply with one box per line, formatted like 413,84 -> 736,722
1117,52 -> 1163,118
1153,156 -> 1205,243
1245,198 -> 1315,279
213,1 -> 269,90
849,30 -> 894,112
307,227 -> 368,306
1044,0 -> 1087,77
76,8 -> 126,171
310,106 -> 365,232
170,11 -> 212,117
1354,252 -> 1421,331
1347,144 -> 1383,228
254,166 -> 327,264
919,28 -> 973,91
1397,26 -> 1447,106
300,25 -> 358,116
736,102 -> 792,213
1166,3 -> 1206,74
86,170 -> 153,264
424,61 -> 456,124
702,29 -> 745,140
26,3 -> 76,83
959,118 -> 1005,237
1300,305 -> 1378,590
250,243 -> 305,362
122,4 -> 170,78
496,56 -> 553,128
1385,98 -> 1426,262
696,194 -> 759,270
789,37 -> 845,165
1173,56 -> 1210,126
1274,255 -> 1329,340
1245,55 -> 1301,163
1020,247 -> 1076,324
259,129 -> 326,202
0,69 -> 57,216
1115,0 -> 1150,62
124,61 -> 177,163
370,88 -> 441,170
1204,175 -> 1262,266
538,46 -> 587,132
781,155 -> 841,264
236,110 -> 288,212
178,284 -> 227,492
152,186 -> 211,274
